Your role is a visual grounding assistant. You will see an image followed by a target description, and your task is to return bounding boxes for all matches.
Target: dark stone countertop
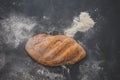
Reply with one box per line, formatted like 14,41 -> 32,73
0,0 -> 120,80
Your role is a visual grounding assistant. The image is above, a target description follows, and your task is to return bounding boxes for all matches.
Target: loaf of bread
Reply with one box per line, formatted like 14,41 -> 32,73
25,34 -> 86,66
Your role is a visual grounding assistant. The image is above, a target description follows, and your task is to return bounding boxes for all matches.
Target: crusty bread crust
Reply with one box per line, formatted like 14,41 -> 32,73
25,34 -> 86,66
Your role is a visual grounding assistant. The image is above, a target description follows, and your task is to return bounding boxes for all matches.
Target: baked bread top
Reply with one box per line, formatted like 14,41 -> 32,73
25,34 -> 86,66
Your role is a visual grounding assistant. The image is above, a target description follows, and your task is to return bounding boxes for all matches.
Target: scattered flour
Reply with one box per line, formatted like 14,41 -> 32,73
64,12 -> 95,37
1,14 -> 37,48
37,69 -> 65,80
0,12 -> 95,48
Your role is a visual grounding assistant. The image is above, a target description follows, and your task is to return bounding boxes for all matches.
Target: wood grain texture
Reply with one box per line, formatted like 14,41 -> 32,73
25,34 -> 86,66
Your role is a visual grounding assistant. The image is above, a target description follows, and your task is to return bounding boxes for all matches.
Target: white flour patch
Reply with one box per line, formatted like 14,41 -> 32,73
64,12 -> 95,37
1,14 -> 37,48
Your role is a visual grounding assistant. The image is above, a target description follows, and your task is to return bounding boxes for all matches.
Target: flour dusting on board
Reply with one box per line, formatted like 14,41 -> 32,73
64,12 -> 95,37
1,14 -> 37,48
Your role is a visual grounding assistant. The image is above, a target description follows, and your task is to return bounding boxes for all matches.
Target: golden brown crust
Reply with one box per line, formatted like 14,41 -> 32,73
25,34 -> 86,66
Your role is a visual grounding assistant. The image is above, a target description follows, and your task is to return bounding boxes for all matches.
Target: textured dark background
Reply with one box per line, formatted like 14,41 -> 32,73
0,0 -> 120,80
